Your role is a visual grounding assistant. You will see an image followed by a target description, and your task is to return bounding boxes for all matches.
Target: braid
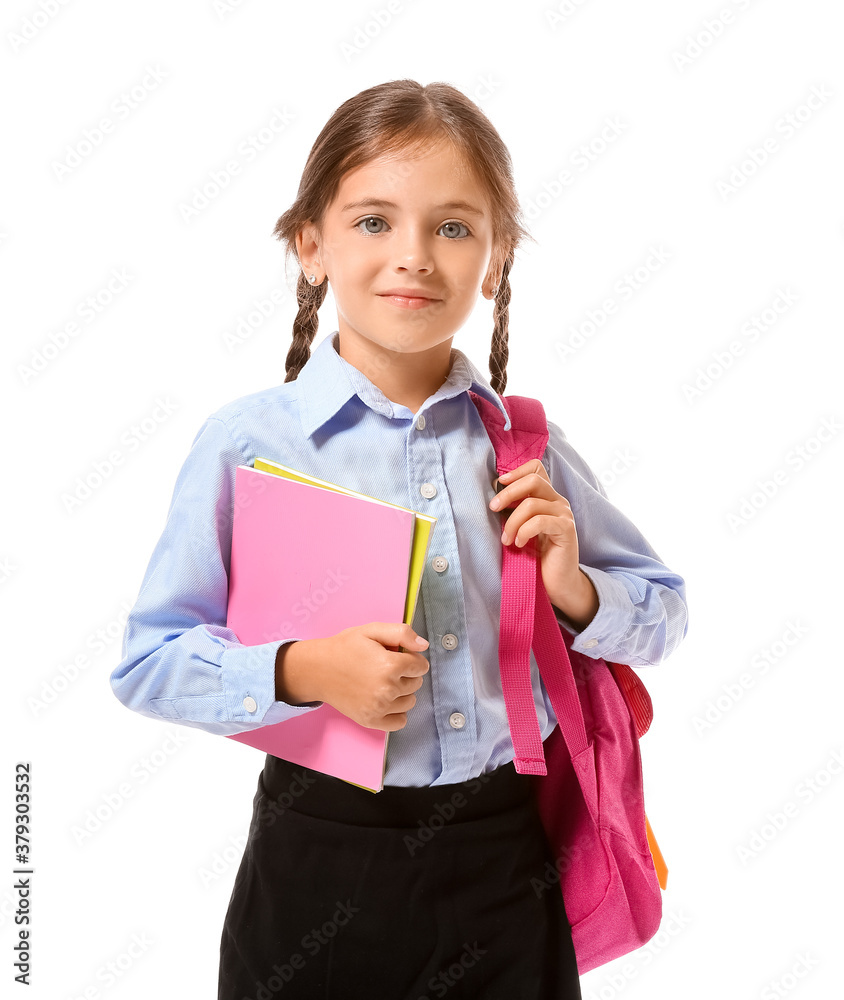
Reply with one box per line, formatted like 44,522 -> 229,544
284,271 -> 328,382
489,247 -> 514,395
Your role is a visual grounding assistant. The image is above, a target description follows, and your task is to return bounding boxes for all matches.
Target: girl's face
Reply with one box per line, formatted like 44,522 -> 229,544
299,141 -> 501,361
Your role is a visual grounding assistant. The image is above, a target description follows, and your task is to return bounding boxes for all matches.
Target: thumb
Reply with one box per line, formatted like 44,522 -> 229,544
364,621 -> 429,650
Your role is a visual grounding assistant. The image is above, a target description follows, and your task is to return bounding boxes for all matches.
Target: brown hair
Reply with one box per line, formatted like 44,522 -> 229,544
272,79 -> 534,395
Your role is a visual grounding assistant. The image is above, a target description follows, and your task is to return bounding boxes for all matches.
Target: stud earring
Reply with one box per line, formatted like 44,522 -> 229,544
308,274 -> 317,284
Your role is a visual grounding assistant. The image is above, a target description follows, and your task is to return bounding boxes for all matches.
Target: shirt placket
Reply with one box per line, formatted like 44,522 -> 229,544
407,409 -> 477,783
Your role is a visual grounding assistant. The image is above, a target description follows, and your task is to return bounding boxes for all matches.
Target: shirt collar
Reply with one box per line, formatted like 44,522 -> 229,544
296,330 -> 511,437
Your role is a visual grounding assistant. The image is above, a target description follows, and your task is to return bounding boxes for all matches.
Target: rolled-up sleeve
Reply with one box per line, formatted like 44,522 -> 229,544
543,420 -> 688,666
109,416 -> 324,735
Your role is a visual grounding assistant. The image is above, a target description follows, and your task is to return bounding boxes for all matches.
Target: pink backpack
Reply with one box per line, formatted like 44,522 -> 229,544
470,390 -> 666,975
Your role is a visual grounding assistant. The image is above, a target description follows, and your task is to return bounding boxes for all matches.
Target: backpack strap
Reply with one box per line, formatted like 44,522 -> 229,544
470,390 -> 554,773
469,390 -> 550,473
470,391 -> 614,774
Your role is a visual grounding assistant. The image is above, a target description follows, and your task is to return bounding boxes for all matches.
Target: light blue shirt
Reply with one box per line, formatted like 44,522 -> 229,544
110,331 -> 687,786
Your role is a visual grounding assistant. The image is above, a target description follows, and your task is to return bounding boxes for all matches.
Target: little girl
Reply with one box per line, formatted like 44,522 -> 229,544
111,79 -> 687,999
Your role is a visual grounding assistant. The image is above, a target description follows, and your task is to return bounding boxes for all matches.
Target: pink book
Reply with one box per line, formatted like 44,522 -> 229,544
225,464 -> 418,792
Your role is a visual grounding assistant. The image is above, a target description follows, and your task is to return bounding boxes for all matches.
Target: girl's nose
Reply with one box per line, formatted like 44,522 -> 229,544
392,227 -> 434,271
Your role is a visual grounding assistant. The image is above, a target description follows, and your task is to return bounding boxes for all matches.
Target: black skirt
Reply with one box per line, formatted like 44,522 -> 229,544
218,754 -> 582,999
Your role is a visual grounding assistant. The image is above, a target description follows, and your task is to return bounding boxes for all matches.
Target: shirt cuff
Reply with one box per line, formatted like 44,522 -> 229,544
554,564 -> 634,659
222,636 -> 325,727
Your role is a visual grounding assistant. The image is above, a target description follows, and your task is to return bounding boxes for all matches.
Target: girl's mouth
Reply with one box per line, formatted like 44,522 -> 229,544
379,294 -> 439,310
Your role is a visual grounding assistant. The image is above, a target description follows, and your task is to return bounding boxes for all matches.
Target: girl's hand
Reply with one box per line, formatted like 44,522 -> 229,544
488,460 -> 599,632
275,623 -> 430,732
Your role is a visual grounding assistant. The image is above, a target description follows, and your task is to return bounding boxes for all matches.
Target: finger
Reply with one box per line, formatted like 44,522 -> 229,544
499,495 -> 564,536
400,674 -> 425,695
502,507 -> 573,547
399,652 -> 430,675
505,514 -> 556,548
498,459 -> 549,484
500,501 -> 549,545
492,472 -> 558,510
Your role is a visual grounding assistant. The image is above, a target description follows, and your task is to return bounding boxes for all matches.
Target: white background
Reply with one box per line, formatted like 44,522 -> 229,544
2,0 -> 842,997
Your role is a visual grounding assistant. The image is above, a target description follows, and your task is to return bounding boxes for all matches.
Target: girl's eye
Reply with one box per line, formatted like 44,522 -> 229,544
439,221 -> 470,239
354,217 -> 471,239
356,216 -> 387,235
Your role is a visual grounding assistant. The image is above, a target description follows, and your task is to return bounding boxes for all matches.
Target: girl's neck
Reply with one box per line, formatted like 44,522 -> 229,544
335,330 -> 454,415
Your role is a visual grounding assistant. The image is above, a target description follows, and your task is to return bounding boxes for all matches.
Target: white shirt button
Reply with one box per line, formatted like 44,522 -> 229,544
420,482 -> 437,499
441,633 -> 459,650
431,556 -> 448,573
582,639 -> 599,649
243,696 -> 258,713
416,414 -> 426,430
448,712 -> 466,729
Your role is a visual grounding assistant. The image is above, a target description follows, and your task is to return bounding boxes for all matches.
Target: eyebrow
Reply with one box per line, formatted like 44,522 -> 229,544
340,198 -> 485,217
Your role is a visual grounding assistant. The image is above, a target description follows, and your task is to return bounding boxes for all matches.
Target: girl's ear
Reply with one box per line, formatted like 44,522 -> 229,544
295,223 -> 322,281
482,248 -> 505,300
